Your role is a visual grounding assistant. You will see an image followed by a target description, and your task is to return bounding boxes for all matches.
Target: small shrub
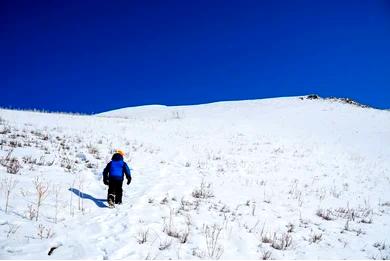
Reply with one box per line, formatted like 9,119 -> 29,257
9,140 -> 22,148
381,201 -> 390,207
360,216 -> 373,224
317,205 -> 373,223
86,162 -> 96,169
179,197 -> 193,212
192,181 -> 214,199
286,222 -> 295,233
0,125 -> 11,135
6,158 -> 22,174
258,224 -> 273,244
219,204 -> 230,214
316,209 -> 334,221
37,224 -> 54,239
136,228 -> 149,244
203,224 -> 224,259
6,224 -> 20,238
334,206 -> 372,221
192,247 -> 206,258
270,232 -> 292,250
23,156 -> 37,165
160,195 -> 169,205
164,221 -> 190,244
261,233 -> 273,244
309,233 -> 322,243
163,210 -> 190,244
26,204 -> 37,220
60,156 -> 75,172
159,238 -> 172,250
87,144 -> 100,158
373,241 -> 386,250
1,151 -> 22,174
260,249 -> 272,260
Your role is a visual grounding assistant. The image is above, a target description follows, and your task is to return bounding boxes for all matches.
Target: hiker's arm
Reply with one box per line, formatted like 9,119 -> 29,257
124,163 -> 131,184
103,163 -> 110,184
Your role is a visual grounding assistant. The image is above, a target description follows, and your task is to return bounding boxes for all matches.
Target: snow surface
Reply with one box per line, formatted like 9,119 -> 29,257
0,96 -> 390,259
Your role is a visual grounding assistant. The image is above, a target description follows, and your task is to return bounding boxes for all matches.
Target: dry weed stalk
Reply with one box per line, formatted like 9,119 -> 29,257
1,176 -> 17,213
33,177 -> 49,221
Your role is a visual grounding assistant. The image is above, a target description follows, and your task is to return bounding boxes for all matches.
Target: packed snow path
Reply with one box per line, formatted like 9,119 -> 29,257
1,96 -> 390,259
53,164 -> 165,259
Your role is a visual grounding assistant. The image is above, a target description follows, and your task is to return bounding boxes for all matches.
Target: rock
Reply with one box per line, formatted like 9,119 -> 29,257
306,94 -> 321,100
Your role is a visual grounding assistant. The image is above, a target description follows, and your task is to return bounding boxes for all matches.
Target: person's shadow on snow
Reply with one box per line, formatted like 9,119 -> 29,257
68,188 -> 108,208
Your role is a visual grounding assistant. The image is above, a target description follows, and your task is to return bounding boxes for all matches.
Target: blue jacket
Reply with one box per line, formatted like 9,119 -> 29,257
103,153 -> 131,182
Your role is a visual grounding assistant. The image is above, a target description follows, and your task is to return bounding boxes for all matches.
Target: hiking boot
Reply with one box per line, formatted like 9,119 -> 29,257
108,198 -> 115,208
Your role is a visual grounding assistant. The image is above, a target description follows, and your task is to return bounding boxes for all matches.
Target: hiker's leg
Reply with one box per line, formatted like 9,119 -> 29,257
107,181 -> 115,204
115,181 -> 123,204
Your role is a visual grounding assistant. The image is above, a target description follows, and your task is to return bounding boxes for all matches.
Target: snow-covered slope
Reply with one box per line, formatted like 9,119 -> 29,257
1,96 -> 390,259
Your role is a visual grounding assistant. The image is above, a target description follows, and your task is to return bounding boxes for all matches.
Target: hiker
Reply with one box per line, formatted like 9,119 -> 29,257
103,149 -> 131,207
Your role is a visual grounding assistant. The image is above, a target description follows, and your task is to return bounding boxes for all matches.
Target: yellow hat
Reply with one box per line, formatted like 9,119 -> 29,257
115,149 -> 125,156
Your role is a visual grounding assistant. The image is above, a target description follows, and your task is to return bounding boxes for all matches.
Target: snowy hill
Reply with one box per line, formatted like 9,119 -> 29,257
0,96 -> 390,259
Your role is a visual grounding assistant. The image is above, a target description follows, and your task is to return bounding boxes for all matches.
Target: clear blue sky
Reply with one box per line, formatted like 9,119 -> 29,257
1,0 -> 389,113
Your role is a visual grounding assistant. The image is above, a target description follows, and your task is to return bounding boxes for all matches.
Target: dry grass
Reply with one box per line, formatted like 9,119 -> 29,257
163,209 -> 190,244
1,176 -> 18,213
33,177 -> 49,221
192,180 -> 214,199
1,151 -> 22,174
203,224 -> 224,259
136,228 -> 149,244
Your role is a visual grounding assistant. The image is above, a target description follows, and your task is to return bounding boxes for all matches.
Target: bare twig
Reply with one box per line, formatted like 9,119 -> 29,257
33,177 -> 49,221
1,177 -> 17,213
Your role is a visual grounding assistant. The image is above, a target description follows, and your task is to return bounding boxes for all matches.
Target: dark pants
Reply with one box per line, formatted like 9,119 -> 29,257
107,180 -> 123,204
